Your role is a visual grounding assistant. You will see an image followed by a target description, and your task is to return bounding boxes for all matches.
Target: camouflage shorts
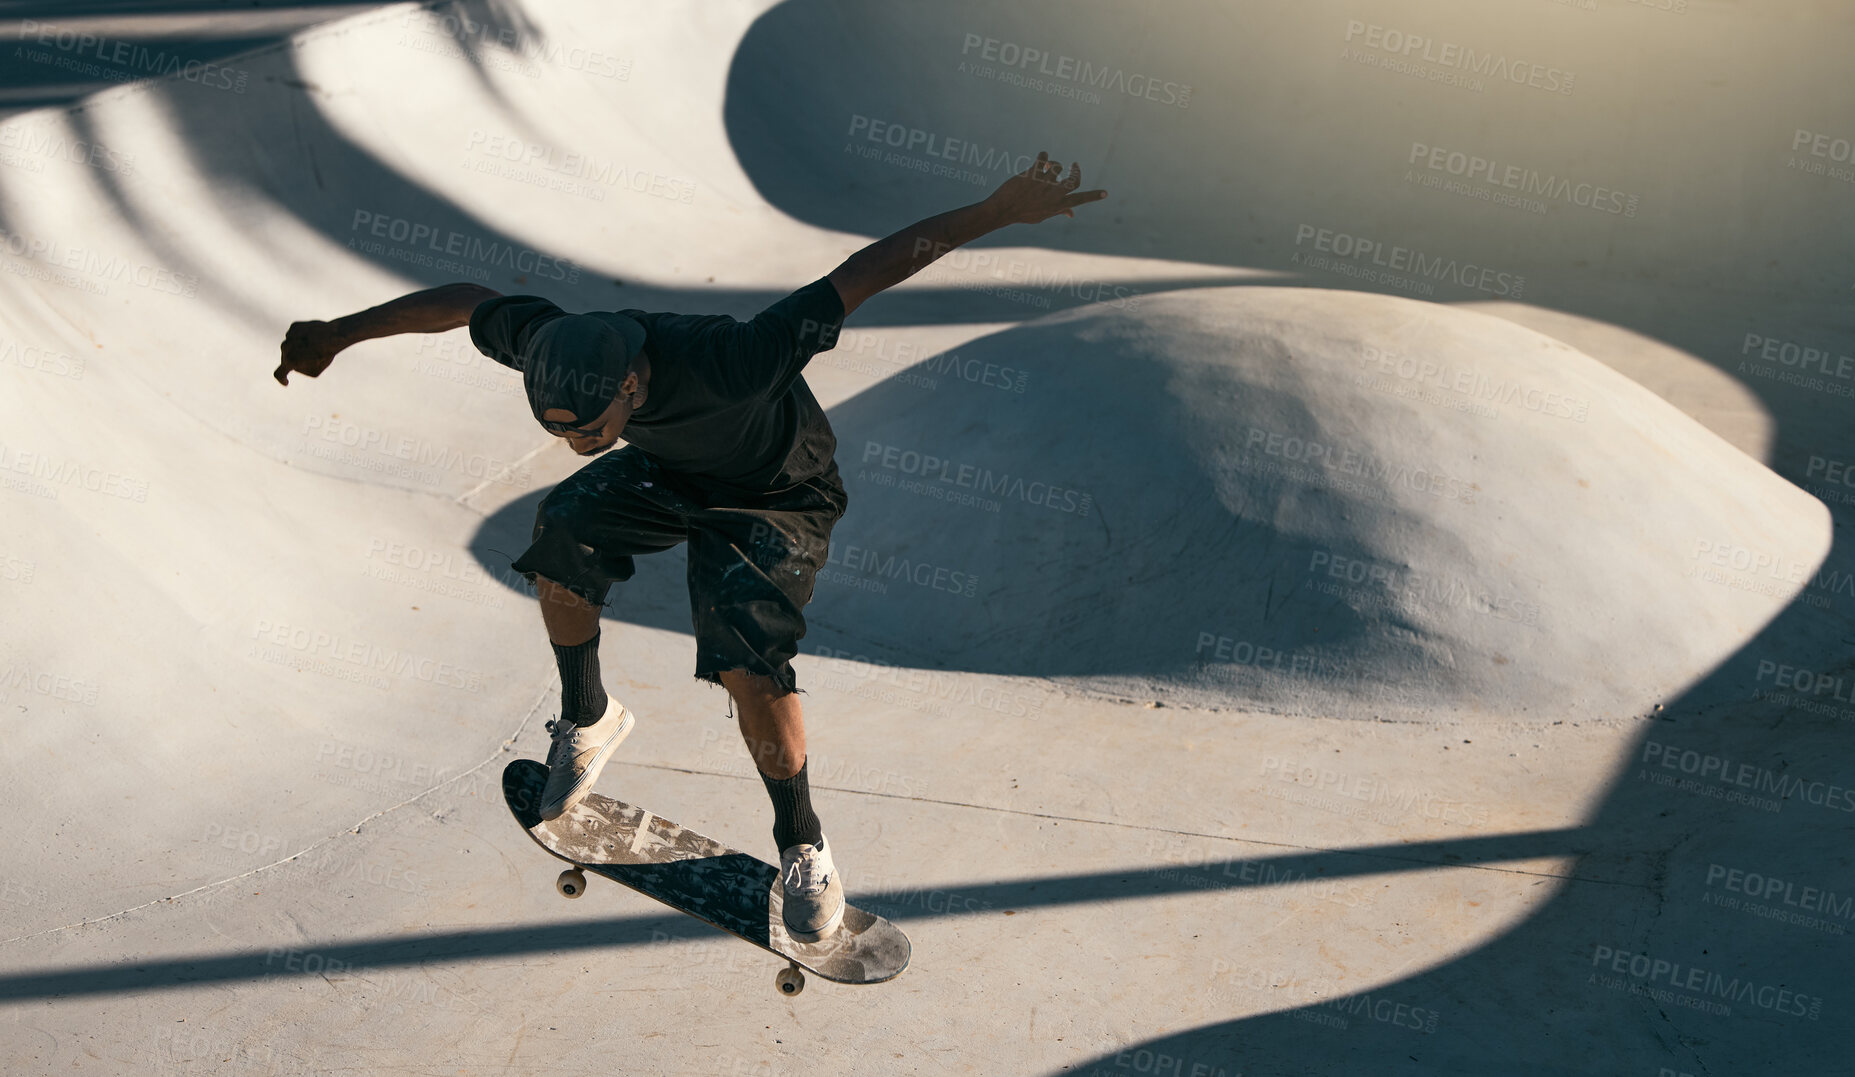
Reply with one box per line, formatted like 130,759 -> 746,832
511,446 -> 846,694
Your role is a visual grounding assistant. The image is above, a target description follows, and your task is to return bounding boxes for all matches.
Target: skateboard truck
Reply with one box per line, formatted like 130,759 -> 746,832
553,860 -> 809,995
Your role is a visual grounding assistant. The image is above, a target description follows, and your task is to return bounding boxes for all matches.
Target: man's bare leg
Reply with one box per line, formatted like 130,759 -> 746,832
722,669 -> 839,936
719,669 -> 805,779
537,577 -> 601,646
722,669 -> 823,847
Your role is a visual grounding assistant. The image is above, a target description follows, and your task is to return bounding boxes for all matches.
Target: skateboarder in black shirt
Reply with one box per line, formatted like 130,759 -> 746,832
276,152 -> 1105,939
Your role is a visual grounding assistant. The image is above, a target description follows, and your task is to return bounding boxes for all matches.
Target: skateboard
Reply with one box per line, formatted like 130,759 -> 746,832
503,758 -> 911,996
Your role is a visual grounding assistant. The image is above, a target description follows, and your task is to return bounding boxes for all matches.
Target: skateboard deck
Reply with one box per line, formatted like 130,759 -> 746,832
503,758 -> 910,992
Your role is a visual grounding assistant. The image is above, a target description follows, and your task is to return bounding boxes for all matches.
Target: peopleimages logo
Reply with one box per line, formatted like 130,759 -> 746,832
1242,426 -> 1478,504
1261,754 -> 1491,827
1407,141 -> 1638,217
914,240 -> 1144,313
1304,548 -> 1542,627
13,19 -> 249,93
0,226 -> 199,298
0,441 -> 150,502
827,540 -> 980,598
0,123 -> 135,176
859,440 -> 1093,516
1754,660 -> 1855,705
1740,332 -> 1855,383
0,339 -> 85,379
248,619 -> 483,691
1641,739 -> 1855,812
845,114 -> 1038,181
957,32 -> 1193,108
1292,224 -> 1524,298
1342,20 -> 1576,95
1589,945 -> 1823,1020
348,211 -> 579,284
0,663 -> 101,706
463,130 -> 697,204
1705,864 -> 1854,923
300,415 -> 530,487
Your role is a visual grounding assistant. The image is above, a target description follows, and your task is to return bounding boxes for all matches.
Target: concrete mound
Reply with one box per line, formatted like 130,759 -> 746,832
815,286 -> 1829,720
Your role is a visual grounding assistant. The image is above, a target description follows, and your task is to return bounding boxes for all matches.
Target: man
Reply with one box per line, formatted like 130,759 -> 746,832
275,151 -> 1106,939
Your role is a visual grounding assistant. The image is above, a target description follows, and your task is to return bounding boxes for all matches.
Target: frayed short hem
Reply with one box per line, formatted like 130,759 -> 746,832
695,669 -> 804,696
511,566 -> 616,609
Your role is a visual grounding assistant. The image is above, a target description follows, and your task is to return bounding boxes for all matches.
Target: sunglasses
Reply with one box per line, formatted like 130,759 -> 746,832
541,417 -> 605,437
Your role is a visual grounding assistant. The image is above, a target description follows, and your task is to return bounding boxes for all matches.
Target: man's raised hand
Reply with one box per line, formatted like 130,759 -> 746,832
275,319 -> 347,386
983,151 -> 1108,226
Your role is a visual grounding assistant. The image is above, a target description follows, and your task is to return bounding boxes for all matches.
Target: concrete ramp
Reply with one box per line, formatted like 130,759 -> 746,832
800,286 -> 1827,719
2,2 -> 1852,1076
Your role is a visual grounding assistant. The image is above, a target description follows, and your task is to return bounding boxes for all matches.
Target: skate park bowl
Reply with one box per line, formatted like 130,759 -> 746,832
4,2 -> 1855,1075
474,285 -> 1828,723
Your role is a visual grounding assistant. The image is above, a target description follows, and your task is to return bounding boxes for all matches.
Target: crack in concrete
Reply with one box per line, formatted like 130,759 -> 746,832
624,759 -> 1641,889
455,438 -> 557,507
0,678 -> 555,950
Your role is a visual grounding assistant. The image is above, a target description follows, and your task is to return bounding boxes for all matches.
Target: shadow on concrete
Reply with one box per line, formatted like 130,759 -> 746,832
1055,602 -> 1855,1075
0,1 -> 391,117
0,828 -> 1591,1002
467,326 -> 1410,684
721,3 -> 1855,1074
2,1 -> 1852,1072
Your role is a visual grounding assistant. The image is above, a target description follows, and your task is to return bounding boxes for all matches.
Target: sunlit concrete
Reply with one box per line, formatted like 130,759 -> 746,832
2,3 -> 1851,1075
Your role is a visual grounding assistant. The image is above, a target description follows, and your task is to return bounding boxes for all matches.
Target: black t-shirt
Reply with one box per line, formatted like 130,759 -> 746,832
470,277 -> 846,495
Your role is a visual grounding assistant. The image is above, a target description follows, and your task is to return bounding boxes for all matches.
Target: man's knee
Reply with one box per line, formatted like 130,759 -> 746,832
536,574 -> 594,608
718,668 -> 792,699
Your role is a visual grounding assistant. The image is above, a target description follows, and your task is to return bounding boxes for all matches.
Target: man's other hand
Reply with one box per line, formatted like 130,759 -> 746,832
983,150 -> 1107,226
275,320 -> 346,385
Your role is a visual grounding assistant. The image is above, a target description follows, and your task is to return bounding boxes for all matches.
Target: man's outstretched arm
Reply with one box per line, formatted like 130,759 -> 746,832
275,282 -> 502,385
826,150 -> 1107,318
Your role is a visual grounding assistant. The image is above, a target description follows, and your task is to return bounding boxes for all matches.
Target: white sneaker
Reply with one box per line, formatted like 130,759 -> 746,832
538,698 -> 634,821
779,835 -> 845,942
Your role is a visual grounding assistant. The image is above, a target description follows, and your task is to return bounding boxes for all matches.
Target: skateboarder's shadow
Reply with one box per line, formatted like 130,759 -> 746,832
469,319 -> 1388,685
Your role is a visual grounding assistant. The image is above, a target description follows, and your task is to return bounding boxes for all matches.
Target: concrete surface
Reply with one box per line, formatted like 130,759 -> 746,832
0,1 -> 385,118
799,285 -> 1827,721
3,2 -> 1855,1075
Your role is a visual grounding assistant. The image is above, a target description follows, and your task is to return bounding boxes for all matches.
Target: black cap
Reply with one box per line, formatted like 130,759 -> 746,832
522,313 -> 647,426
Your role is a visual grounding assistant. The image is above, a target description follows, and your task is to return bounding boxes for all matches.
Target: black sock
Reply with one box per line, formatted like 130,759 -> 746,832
760,759 -> 823,851
551,633 -> 608,727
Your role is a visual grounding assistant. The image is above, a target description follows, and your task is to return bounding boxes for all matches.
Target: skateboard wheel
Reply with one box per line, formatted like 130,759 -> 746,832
556,868 -> 587,899
775,965 -> 805,997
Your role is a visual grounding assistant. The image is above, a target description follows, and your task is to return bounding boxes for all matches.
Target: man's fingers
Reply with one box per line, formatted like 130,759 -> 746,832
1013,154 -> 1103,220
